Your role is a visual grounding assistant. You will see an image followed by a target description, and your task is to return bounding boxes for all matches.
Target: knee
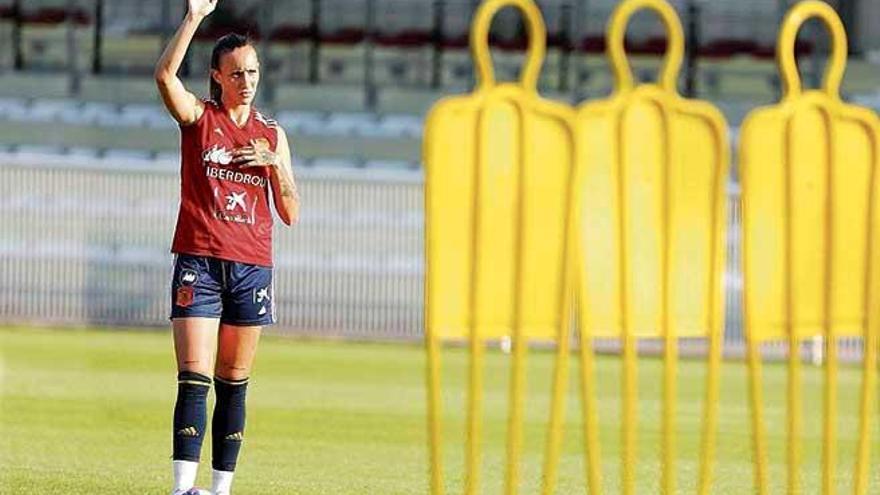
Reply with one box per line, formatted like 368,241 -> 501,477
178,359 -> 213,377
215,362 -> 250,382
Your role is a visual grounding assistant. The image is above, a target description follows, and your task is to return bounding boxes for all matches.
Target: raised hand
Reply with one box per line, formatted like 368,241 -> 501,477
187,0 -> 218,19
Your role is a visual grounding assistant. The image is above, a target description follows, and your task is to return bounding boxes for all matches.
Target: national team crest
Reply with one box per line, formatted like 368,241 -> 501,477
252,137 -> 270,150
176,286 -> 194,308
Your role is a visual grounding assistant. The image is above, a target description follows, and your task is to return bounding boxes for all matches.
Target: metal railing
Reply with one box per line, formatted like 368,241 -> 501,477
0,154 -> 866,362
0,157 -> 423,338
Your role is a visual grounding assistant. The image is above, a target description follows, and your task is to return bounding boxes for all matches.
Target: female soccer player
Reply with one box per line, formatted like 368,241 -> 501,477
154,1 -> 299,493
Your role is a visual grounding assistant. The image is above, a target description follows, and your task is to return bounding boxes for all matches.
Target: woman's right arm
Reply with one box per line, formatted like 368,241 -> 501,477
154,0 -> 218,126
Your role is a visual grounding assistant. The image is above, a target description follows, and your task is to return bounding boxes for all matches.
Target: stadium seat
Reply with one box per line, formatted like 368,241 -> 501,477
628,35 -> 667,55
374,29 -> 432,49
698,39 -> 759,58
489,32 -> 528,52
373,114 -> 423,139
0,5 -> 15,21
547,31 -> 571,51
93,109 -> 129,128
315,25 -> 367,83
276,110 -> 329,136
22,99 -> 79,123
143,113 -> 176,130
269,24 -> 314,45
320,27 -> 366,46
0,96 -> 426,143
184,4 -> 262,76
753,39 -> 813,59
308,157 -> 362,169
59,101 -> 118,126
439,33 -> 469,50
432,31 -> 470,87
374,28 -> 433,83
266,20 -> 316,81
324,112 -> 379,137
21,6 -> 91,27
119,104 -> 174,129
0,97 -> 29,120
154,150 -> 180,163
8,4 -> 93,71
13,144 -> 67,162
102,148 -> 153,163
65,146 -> 101,159
575,34 -> 607,54
193,3 -> 261,42
362,159 -> 417,171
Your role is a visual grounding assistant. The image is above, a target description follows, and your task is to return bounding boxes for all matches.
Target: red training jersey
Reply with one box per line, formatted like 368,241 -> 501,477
171,100 -> 279,267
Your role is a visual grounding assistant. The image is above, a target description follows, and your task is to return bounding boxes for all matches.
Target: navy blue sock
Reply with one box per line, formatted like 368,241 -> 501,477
212,376 -> 249,472
172,371 -> 212,462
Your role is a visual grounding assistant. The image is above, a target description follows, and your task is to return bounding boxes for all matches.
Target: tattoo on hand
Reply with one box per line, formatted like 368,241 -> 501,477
254,149 -> 272,166
235,138 -> 278,168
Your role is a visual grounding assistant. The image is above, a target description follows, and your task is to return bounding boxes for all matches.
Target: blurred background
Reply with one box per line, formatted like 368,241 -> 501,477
0,0 -> 878,350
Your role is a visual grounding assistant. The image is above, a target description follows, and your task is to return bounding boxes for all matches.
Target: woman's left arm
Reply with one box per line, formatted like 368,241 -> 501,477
233,126 -> 300,226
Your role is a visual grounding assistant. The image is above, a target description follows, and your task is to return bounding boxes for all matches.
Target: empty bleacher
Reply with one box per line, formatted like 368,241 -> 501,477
0,0 -> 877,172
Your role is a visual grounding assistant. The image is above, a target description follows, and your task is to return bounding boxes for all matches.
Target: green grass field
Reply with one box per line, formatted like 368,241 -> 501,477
1,326 -> 877,494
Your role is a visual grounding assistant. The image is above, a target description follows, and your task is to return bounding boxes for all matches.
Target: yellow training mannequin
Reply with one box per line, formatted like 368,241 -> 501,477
739,2 -> 880,494
423,0 -> 577,493
574,0 -> 729,493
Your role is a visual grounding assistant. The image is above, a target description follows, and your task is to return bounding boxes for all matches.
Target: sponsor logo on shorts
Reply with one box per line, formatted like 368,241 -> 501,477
176,286 -> 194,308
255,286 -> 270,303
180,268 -> 198,286
254,286 -> 270,317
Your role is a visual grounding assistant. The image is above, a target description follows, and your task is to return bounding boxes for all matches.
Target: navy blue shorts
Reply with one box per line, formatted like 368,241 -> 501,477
170,254 -> 275,326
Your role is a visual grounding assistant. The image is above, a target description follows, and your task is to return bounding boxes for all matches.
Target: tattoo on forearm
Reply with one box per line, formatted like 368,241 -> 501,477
279,176 -> 299,200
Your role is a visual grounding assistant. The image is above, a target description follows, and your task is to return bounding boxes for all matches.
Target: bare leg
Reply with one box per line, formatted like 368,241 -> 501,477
215,323 -> 262,380
173,317 -> 220,375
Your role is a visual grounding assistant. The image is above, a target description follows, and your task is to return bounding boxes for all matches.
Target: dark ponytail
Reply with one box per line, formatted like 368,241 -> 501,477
209,33 -> 253,103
